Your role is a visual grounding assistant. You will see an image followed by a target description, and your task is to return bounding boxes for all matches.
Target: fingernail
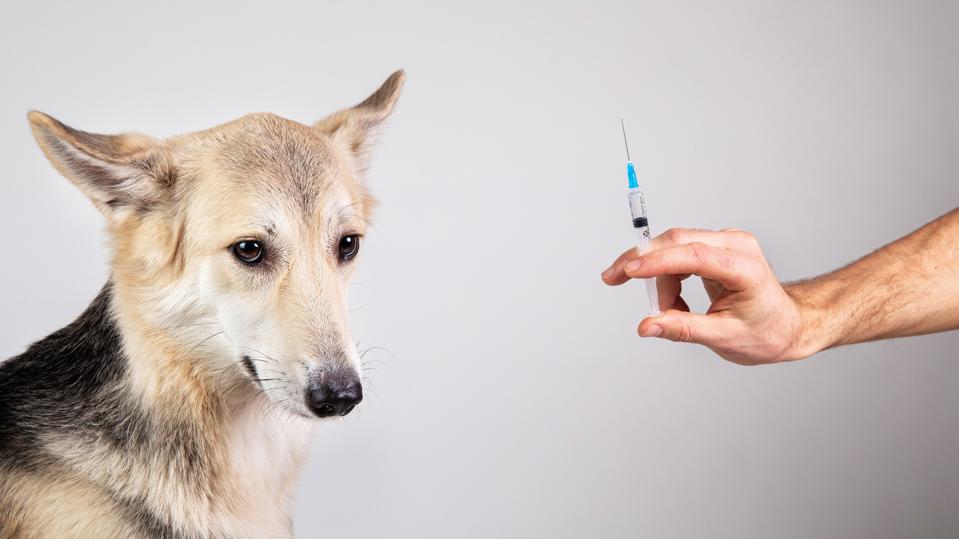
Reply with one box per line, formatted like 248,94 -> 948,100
641,325 -> 662,338
625,260 -> 642,273
602,266 -> 614,278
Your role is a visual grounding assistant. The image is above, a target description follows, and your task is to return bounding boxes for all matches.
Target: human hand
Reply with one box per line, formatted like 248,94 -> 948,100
601,228 -> 811,365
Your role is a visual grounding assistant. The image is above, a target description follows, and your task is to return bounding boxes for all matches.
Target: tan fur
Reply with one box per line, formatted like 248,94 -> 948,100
4,70 -> 404,538
3,467 -> 140,537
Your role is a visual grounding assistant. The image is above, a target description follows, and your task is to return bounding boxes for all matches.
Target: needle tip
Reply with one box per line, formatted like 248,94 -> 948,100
620,119 -> 631,162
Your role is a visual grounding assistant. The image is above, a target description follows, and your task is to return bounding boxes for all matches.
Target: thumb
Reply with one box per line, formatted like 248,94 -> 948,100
638,310 -> 733,346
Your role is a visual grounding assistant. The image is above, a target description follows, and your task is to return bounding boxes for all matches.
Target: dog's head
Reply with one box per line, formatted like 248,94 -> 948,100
28,71 -> 404,419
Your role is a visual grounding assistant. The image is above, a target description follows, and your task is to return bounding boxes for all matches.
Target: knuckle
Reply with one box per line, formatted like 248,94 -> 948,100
663,228 -> 685,243
688,242 -> 710,264
739,231 -> 760,249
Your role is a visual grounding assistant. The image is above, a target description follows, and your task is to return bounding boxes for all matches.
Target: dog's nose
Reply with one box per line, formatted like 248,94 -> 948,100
306,372 -> 363,418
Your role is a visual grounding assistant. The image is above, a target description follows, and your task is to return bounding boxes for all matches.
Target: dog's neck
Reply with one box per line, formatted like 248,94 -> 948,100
101,280 -> 314,535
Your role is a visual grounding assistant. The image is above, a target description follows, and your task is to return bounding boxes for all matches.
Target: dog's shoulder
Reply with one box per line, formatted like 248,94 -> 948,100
0,284 -> 126,463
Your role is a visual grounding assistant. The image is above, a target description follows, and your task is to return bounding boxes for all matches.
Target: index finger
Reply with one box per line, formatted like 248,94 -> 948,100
624,242 -> 761,291
601,228 -> 738,285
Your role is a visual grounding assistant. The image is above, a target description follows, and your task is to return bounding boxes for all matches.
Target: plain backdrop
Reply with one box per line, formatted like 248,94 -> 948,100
2,1 -> 958,537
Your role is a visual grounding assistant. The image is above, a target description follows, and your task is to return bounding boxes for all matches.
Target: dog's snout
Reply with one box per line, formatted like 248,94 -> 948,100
307,371 -> 362,418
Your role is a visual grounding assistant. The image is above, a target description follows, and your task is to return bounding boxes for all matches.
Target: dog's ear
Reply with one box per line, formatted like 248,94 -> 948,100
28,111 -> 175,218
314,70 -> 405,167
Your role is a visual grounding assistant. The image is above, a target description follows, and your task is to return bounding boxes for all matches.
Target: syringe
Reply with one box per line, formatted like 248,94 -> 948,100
621,120 -> 661,316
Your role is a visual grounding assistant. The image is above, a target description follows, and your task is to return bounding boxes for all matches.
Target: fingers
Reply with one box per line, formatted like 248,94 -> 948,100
602,245 -> 651,285
657,275 -> 681,309
601,227 -> 789,363
670,295 -> 691,312
603,263 -> 692,311
601,228 -> 762,285
624,242 -> 761,291
657,275 -> 694,311
602,229 -> 724,285
637,310 -> 738,346
702,277 -> 725,303
650,228 -> 742,252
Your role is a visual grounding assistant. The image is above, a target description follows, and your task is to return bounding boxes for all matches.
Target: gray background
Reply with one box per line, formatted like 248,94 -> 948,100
2,1 -> 958,537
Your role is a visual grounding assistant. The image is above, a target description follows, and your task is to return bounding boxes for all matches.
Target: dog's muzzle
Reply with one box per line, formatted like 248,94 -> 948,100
306,368 -> 363,418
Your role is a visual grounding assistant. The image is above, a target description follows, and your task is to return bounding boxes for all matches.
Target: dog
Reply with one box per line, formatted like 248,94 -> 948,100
0,70 -> 404,538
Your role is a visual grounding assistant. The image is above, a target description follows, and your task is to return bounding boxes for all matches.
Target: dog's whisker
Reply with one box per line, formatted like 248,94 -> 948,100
185,330 -> 225,356
357,345 -> 397,363
230,345 -> 280,363
349,294 -> 376,312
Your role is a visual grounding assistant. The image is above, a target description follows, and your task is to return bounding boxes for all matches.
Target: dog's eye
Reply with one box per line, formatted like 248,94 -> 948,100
233,239 -> 264,264
338,235 -> 360,262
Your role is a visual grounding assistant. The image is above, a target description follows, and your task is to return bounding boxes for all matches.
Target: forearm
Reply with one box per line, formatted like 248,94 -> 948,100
785,208 -> 959,357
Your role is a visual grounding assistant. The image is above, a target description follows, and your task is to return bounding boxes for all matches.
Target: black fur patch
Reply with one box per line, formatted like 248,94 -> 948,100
0,284 -> 127,467
0,284 -> 182,536
116,494 -> 181,538
241,355 -> 259,383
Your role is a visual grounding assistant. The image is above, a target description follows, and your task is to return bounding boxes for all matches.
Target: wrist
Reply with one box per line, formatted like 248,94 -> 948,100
783,282 -> 838,360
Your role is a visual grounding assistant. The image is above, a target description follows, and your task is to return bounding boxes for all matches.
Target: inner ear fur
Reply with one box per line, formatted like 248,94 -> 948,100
28,111 -> 175,216
314,69 -> 405,158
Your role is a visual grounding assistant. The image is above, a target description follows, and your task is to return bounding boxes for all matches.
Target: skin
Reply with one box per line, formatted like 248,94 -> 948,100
601,208 -> 959,365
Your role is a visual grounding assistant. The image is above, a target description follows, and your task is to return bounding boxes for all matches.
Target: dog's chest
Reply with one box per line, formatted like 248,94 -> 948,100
213,408 -> 313,537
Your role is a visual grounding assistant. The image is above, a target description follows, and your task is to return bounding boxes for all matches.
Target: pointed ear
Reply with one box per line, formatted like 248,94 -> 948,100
314,70 -> 405,165
28,111 -> 175,217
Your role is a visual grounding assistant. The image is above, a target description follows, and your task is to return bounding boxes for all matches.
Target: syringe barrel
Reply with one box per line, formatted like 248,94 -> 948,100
628,188 -> 647,224
627,188 -> 661,315
635,231 -> 660,315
